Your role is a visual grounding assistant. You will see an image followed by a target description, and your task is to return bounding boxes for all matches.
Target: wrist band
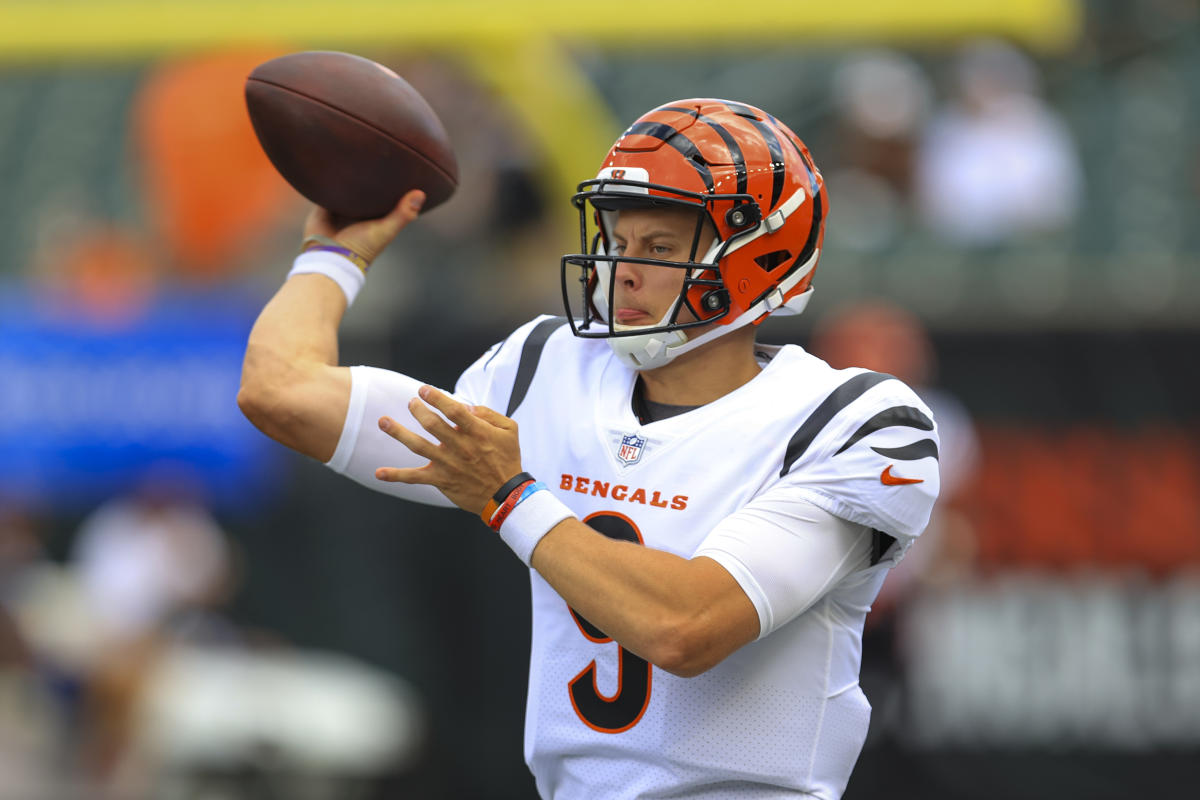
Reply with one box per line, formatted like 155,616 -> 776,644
301,235 -> 372,274
498,487 -> 574,566
494,472 -> 536,504
287,249 -> 367,307
486,479 -> 540,532
480,472 -> 535,523
477,472 -> 574,565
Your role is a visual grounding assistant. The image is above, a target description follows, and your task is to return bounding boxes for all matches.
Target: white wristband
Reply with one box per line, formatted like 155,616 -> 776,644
288,249 -> 366,307
499,488 -> 574,566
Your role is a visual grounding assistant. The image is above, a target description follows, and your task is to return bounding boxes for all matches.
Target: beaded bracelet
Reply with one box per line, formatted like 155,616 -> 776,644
300,234 -> 372,274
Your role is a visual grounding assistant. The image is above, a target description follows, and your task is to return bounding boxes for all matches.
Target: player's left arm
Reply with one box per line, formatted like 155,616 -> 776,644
526,515 -> 763,678
374,386 -> 865,678
528,489 -> 873,678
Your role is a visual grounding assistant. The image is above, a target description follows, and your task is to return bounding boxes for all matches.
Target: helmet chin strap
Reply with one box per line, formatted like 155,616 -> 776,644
607,250 -> 819,371
608,313 -> 690,371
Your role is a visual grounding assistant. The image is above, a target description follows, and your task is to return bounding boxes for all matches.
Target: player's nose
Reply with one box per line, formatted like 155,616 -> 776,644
614,257 -> 644,289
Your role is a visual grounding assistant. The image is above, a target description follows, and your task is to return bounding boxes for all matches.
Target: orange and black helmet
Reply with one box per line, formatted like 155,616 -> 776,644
561,98 -> 828,368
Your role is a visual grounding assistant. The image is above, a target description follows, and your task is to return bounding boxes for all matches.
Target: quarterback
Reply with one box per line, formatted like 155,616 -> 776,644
239,99 -> 940,799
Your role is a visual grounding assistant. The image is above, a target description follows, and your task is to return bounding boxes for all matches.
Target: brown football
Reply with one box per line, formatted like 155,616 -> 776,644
245,51 -> 458,220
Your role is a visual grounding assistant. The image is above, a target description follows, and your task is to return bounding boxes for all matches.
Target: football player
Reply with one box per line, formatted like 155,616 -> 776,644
239,99 -> 940,799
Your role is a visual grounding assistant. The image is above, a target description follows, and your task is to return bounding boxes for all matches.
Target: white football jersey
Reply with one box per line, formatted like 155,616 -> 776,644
327,315 -> 940,799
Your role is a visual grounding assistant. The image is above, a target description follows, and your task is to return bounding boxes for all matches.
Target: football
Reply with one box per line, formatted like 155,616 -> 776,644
244,51 -> 458,220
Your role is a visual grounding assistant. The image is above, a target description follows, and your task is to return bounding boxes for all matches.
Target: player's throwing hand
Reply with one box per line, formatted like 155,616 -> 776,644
303,189 -> 426,266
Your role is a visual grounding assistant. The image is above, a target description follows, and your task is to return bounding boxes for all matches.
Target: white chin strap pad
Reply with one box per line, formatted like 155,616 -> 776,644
608,328 -> 688,370
608,304 -> 688,370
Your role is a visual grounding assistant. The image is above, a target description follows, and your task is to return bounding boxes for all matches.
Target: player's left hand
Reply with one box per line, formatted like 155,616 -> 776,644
374,386 -> 523,515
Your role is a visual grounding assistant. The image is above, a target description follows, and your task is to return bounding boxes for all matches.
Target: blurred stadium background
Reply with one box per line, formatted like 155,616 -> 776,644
1,1 -> 1198,797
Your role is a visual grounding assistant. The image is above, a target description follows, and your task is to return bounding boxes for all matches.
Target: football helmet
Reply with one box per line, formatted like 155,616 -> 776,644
561,98 -> 828,370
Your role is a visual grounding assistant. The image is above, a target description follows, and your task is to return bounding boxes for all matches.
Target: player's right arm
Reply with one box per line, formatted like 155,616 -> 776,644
237,191 -> 425,462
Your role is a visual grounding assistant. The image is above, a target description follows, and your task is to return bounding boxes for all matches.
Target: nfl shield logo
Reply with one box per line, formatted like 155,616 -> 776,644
617,433 -> 646,465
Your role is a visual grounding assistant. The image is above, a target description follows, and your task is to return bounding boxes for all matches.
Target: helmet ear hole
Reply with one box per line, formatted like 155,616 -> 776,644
754,249 -> 793,273
725,204 -> 760,230
700,289 -> 730,313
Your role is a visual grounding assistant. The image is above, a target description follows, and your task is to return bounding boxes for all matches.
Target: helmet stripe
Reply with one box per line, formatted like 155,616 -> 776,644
783,133 -> 824,274
720,102 -> 784,209
753,122 -> 786,210
778,128 -> 821,192
625,121 -> 715,192
721,100 -> 760,118
769,125 -> 825,273
695,114 -> 747,195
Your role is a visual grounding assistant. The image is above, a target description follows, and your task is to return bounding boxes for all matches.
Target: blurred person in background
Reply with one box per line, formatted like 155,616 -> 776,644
1,505 -> 108,797
69,468 -> 235,781
914,39 -> 1083,247
71,469 -> 234,650
0,506 -> 60,797
239,98 -> 941,799
824,50 -> 933,254
49,472 -> 423,800
0,507 -> 45,667
28,222 -> 160,329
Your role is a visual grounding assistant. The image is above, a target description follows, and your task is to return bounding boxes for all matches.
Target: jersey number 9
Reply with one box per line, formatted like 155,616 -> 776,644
567,511 -> 653,733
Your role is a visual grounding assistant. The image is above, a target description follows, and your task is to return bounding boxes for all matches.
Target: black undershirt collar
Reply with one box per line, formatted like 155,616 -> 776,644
631,377 -> 700,424
629,349 -> 776,424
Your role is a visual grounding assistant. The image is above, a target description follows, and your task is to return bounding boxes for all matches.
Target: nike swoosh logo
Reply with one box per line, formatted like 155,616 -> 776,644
881,465 -> 923,486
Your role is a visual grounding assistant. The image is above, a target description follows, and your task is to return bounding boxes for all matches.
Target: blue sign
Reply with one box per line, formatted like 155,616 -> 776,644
0,286 -> 282,513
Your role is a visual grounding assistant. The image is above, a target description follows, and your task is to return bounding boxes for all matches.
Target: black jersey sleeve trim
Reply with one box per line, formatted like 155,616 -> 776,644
871,530 -> 897,567
780,371 -> 894,477
506,317 -> 568,417
481,339 -> 506,370
871,439 -> 940,462
834,405 -> 934,456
